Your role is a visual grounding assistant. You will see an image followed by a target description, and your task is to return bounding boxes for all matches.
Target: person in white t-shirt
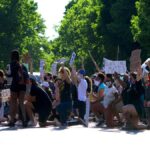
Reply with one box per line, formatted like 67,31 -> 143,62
95,74 -> 119,127
102,74 -> 119,127
102,85 -> 118,109
77,70 -> 88,121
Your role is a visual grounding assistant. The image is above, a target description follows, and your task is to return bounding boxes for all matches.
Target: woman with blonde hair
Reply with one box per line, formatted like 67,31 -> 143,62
55,64 -> 72,127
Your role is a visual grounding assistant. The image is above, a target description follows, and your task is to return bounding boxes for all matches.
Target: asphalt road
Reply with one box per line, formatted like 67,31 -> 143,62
0,123 -> 150,150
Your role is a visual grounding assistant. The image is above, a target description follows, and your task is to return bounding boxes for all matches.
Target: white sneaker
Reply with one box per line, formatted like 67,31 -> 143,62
15,120 -> 23,126
28,120 -> 37,127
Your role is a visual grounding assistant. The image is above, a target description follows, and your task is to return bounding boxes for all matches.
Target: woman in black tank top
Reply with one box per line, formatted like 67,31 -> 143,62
56,65 -> 72,127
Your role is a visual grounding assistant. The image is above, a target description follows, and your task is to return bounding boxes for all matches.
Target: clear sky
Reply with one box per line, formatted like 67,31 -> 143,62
34,0 -> 70,40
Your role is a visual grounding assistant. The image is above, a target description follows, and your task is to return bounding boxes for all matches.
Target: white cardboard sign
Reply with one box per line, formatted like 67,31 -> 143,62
0,89 -> 10,102
69,52 -> 76,66
51,63 -> 57,75
103,58 -> 127,74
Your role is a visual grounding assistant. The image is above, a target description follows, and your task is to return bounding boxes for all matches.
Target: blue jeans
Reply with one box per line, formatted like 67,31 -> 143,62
56,101 -> 72,124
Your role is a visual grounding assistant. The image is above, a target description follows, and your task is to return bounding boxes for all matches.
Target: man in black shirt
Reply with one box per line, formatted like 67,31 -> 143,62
25,75 -> 52,127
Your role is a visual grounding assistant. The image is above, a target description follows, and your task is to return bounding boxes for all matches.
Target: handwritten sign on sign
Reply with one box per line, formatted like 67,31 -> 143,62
130,49 -> 141,72
103,58 -> 127,74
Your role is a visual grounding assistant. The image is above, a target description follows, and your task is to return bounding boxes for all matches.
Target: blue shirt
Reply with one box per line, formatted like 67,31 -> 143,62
98,83 -> 106,92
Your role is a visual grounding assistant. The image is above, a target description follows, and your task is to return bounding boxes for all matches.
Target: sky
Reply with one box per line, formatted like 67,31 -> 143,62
34,0 -> 71,40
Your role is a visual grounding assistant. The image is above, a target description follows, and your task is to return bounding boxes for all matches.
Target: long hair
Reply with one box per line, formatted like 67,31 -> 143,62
85,76 -> 92,93
0,70 -> 4,78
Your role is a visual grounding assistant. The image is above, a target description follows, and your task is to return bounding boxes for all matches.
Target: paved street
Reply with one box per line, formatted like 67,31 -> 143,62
0,123 -> 150,150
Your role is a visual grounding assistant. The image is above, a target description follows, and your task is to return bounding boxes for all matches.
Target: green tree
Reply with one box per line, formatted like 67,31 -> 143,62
131,0 -> 150,59
51,0 -> 104,73
0,0 -> 52,70
50,0 -> 138,73
99,0 -> 136,60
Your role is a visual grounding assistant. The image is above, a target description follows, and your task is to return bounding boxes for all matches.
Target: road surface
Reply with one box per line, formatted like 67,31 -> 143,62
0,123 -> 150,150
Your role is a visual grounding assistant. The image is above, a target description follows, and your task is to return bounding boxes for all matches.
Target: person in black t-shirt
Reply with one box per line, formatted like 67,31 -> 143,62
56,64 -> 72,127
25,75 -> 52,127
122,72 -> 146,129
7,50 -> 29,127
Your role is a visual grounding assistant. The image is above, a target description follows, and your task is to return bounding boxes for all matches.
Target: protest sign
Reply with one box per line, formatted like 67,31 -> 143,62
51,62 -> 57,75
130,49 -> 141,72
40,60 -> 45,79
103,58 -> 127,74
0,89 -> 10,102
56,58 -> 67,64
69,52 -> 76,66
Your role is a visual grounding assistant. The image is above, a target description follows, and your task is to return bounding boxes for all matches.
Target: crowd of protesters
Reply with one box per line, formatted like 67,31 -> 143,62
0,50 -> 150,130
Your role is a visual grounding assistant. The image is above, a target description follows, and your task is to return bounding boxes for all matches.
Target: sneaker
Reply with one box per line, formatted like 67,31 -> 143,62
147,125 -> 150,130
39,122 -> 47,127
28,120 -> 37,127
22,121 -> 28,128
6,122 -> 15,127
96,120 -> 104,127
122,122 -> 133,130
15,120 -> 23,126
54,118 -> 61,126
59,123 -> 68,129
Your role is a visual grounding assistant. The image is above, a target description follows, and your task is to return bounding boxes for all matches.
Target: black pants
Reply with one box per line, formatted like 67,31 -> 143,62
57,101 -> 72,124
77,100 -> 86,120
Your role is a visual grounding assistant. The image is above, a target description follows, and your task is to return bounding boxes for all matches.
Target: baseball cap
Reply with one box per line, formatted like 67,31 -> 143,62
78,69 -> 86,75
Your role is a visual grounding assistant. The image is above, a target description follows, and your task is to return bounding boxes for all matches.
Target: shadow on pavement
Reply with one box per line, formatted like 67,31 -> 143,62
0,126 -> 18,132
97,125 -> 145,134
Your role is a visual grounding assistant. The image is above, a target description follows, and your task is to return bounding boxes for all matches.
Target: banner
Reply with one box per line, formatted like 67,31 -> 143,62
69,52 -> 76,66
103,58 -> 127,74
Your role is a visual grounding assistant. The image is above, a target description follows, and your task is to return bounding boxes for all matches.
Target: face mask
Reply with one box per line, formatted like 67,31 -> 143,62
120,76 -> 124,81
105,81 -> 112,87
78,75 -> 82,80
94,80 -> 100,86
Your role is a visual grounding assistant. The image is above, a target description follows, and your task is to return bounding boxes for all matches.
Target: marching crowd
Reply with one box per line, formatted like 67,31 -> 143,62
0,50 -> 150,130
